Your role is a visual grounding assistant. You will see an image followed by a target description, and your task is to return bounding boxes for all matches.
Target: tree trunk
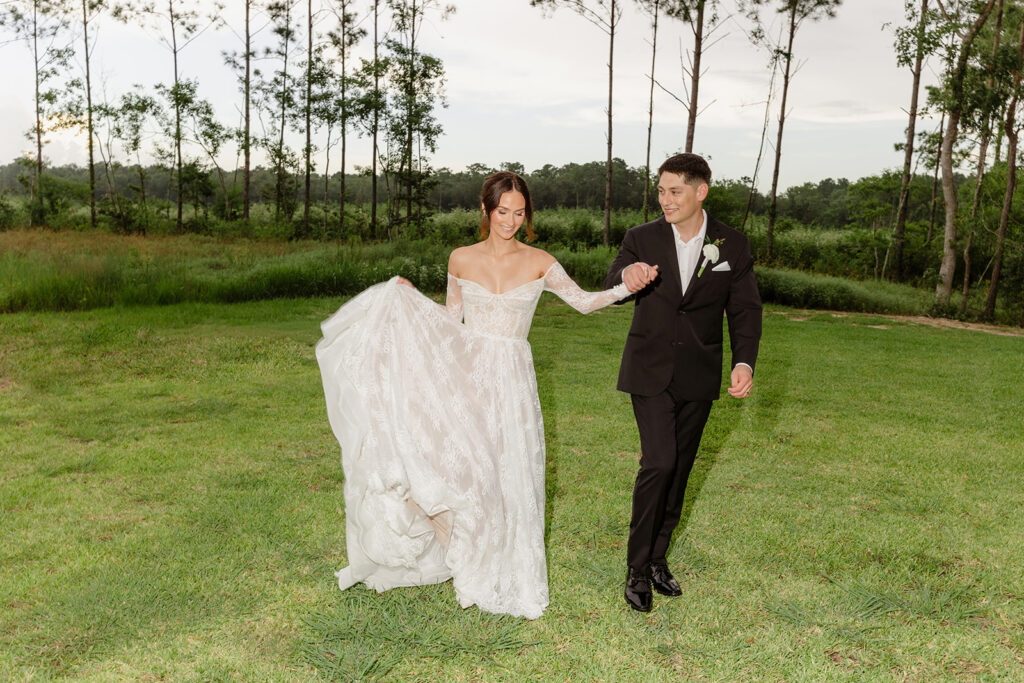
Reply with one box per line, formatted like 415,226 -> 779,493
32,0 -> 43,224
244,0 -> 251,221
169,1 -> 185,232
935,0 -> 997,307
95,130 -> 121,221
993,100 -> 1006,163
276,2 -> 292,223
323,124 -> 331,238
927,112 -> 944,245
685,1 -> 704,154
642,0 -> 659,223
303,0 -> 312,235
602,0 -> 616,247
371,0 -> 379,239
971,135 -> 991,216
82,0 -> 96,230
970,0 -> 1003,218
983,19 -> 1023,321
958,229 -> 972,315
406,0 -> 417,235
890,0 -> 928,281
936,107 -> 962,306
742,50 -> 779,233
766,6 -> 797,261
339,12 -> 347,238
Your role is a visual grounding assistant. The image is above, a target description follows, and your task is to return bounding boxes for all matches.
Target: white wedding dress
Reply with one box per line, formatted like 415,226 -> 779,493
316,262 -> 629,619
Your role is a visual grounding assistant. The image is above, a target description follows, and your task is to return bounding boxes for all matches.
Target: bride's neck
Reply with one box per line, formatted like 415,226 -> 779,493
483,236 -> 520,258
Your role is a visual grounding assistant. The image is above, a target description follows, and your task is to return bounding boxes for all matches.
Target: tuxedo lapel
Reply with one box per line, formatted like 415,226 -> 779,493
679,244 -> 703,303
656,219 -> 684,301
680,218 -> 721,304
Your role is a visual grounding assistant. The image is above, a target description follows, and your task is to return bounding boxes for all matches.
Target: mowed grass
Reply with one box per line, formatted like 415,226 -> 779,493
1,294 -> 1023,680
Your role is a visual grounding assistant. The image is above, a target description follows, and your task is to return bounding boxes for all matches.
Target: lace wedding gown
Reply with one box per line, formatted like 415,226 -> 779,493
316,262 -> 629,619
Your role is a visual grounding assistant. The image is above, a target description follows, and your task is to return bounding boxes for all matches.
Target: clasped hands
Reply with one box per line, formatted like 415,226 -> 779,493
623,262 -> 659,293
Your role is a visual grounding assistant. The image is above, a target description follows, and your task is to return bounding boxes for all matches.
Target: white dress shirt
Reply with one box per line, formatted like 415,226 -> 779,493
673,209 -> 708,294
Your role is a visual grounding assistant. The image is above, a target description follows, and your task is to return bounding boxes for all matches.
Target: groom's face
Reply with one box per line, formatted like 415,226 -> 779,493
657,172 -> 708,227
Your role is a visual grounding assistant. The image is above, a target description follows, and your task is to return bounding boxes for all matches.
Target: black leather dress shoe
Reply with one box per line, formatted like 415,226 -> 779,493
625,568 -> 653,612
650,563 -> 682,597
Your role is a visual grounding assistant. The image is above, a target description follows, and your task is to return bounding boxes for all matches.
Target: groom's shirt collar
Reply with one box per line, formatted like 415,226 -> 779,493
672,209 -> 708,294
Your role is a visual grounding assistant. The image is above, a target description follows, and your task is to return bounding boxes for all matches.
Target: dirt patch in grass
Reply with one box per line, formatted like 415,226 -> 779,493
885,315 -> 1024,337
773,309 -> 1024,337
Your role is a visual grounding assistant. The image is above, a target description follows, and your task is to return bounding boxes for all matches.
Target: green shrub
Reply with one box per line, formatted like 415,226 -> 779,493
0,193 -> 20,230
549,246 -> 617,289
427,208 -> 477,245
756,268 -> 931,315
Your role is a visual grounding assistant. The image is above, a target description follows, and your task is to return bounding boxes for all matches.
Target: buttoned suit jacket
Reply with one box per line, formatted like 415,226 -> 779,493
604,214 -> 762,400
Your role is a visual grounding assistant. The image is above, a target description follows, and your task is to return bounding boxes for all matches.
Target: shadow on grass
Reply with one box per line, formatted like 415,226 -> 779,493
667,338 -> 791,566
534,352 -> 559,549
298,585 -> 541,680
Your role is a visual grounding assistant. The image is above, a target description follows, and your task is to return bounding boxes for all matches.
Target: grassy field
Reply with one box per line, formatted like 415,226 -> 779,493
2,288 -> 1023,680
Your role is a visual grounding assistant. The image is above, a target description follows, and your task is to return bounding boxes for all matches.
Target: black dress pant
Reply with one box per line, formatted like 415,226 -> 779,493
626,368 -> 713,573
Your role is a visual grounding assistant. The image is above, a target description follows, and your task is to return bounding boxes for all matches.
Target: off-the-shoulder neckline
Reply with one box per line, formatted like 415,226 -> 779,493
447,261 -> 557,296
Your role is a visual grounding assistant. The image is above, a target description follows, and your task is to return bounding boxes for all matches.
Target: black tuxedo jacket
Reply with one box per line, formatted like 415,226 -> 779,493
604,214 -> 762,400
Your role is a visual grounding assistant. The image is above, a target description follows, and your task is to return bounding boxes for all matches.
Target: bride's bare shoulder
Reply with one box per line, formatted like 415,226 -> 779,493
448,245 -> 479,276
522,244 -> 557,275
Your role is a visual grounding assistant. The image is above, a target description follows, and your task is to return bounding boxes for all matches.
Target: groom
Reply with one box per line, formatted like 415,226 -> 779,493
605,153 -> 762,612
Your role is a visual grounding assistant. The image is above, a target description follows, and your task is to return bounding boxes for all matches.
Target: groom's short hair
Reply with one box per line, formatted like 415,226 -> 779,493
658,154 -> 711,187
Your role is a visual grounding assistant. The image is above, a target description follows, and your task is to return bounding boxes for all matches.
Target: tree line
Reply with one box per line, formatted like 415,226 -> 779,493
1,0 -> 1023,319
1,0 -> 453,241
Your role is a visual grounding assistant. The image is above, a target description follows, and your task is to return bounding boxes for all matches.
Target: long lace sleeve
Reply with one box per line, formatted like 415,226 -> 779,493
543,261 -> 630,314
445,274 -> 464,320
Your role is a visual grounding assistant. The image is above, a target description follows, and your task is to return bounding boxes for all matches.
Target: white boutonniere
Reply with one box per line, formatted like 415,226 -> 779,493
697,236 -> 725,277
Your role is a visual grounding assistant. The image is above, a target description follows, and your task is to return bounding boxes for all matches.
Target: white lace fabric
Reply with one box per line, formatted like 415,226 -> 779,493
317,262 -> 629,619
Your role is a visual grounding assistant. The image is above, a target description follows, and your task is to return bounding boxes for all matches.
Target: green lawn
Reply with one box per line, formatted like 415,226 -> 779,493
1,295 -> 1022,681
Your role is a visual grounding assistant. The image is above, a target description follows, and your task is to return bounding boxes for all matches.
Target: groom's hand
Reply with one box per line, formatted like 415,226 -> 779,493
727,365 -> 753,399
623,263 -> 658,292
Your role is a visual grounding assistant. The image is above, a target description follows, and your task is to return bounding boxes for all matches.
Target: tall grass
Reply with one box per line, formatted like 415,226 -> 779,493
756,268 -> 934,315
0,230 -> 450,312
3,227 -> 1016,324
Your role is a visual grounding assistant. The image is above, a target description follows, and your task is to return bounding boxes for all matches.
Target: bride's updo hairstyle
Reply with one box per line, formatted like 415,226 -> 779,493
479,171 -> 536,242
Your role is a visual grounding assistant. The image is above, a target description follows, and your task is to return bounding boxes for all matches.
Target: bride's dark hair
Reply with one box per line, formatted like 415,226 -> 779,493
479,171 -> 536,241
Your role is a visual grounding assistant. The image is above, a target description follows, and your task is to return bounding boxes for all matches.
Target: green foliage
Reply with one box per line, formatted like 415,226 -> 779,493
0,193 -> 22,230
756,267 -> 933,314
38,174 -> 91,216
423,207 -> 478,245
750,222 -> 898,280
547,245 -> 619,289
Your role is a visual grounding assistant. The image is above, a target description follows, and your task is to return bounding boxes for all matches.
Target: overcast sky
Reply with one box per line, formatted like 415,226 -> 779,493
0,0 -> 941,191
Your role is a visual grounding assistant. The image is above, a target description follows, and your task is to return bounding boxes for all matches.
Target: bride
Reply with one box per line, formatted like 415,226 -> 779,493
316,171 -> 653,619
